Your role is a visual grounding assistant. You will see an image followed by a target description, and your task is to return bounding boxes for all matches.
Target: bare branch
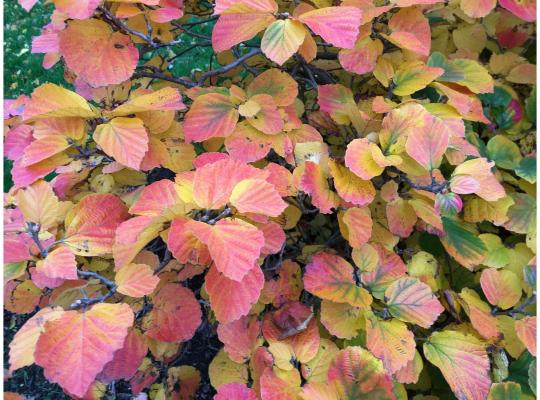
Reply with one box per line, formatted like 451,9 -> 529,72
197,48 -> 262,85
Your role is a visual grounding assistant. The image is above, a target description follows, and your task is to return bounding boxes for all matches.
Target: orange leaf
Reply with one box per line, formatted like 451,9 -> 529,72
381,7 -> 430,56
64,194 -> 129,257
460,0 -> 496,18
299,161 -> 340,214
22,83 -> 97,121
36,245 -> 77,280
16,180 -> 59,230
54,0 -> 101,19
247,68 -> 298,107
339,26 -> 383,75
515,316 -> 536,356
108,87 -> 185,117
190,219 -> 265,281
94,117 -> 149,170
341,207 -> 372,248
129,179 -> 186,218
9,306 -> 64,373
328,160 -> 375,207
214,0 -> 278,14
230,178 -> 287,217
113,215 -> 165,269
385,277 -> 444,328
480,268 -> 522,310
35,303 -> 134,397
366,314 -> 416,374
59,19 -> 139,87
304,252 -> 372,307
386,198 -> 417,238
405,113 -> 450,170
212,5 -> 275,52
459,288 -> 500,340
245,94 -> 284,134
360,244 -> 407,299
327,346 -> 395,399
115,263 -> 159,297
424,330 -> 491,400
22,118 -> 85,167
185,93 -> 240,142
144,283 -> 201,342
205,264 -> 264,323
167,217 -> 211,265
217,316 -> 263,363
98,329 -> 148,383
261,19 -> 306,65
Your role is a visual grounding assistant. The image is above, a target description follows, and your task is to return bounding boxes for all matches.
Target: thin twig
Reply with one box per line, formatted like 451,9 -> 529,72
494,293 -> 536,316
133,67 -> 198,88
26,222 -> 48,257
207,207 -> 231,225
70,270 -> 118,310
99,6 -> 155,46
155,249 -> 172,274
197,48 -> 262,85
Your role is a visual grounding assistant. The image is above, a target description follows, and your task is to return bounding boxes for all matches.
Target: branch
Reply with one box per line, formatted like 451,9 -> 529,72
99,6 -> 155,46
170,21 -> 212,41
295,54 -> 318,89
197,48 -> 262,85
494,293 -> 536,317
133,67 -> 198,88
207,207 -> 231,225
391,167 -> 448,193
154,249 -> 172,274
70,270 -> 117,310
26,222 -> 48,257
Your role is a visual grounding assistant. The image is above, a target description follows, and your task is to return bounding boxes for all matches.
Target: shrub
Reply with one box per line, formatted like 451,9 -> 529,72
4,0 -> 537,399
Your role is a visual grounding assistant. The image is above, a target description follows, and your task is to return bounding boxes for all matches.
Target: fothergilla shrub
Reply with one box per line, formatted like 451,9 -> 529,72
3,0 -> 537,399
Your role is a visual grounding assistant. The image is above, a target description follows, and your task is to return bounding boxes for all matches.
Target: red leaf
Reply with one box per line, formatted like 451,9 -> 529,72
190,219 -> 265,281
144,283 -> 201,342
205,264 -> 264,323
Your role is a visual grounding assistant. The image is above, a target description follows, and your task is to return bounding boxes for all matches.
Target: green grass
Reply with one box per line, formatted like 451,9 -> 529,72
4,0 -> 67,99
4,0 -> 69,191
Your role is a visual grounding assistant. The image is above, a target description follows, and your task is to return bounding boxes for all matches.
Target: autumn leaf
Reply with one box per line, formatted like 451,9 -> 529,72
189,219 -> 265,281
144,283 -> 201,342
205,264 -> 264,323
184,93 -> 239,142
327,346 -> 395,399
35,303 -> 134,397
385,277 -> 444,328
423,330 -> 491,400
304,252 -> 372,308
64,194 -> 129,256
59,19 -> 139,87
94,117 -> 149,170
9,306 -> 64,373
115,263 -> 159,297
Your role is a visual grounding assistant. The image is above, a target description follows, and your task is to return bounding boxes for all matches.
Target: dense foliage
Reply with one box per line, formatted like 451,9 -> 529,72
3,0 -> 537,399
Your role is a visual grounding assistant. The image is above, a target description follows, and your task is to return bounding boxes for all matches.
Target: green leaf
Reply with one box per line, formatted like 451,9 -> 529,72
427,52 -> 465,82
528,360 -> 536,396
487,382 -> 522,400
486,135 -> 523,170
479,87 -> 513,108
515,157 -> 536,183
525,86 -> 536,123
508,352 -> 535,396
441,216 -> 487,269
